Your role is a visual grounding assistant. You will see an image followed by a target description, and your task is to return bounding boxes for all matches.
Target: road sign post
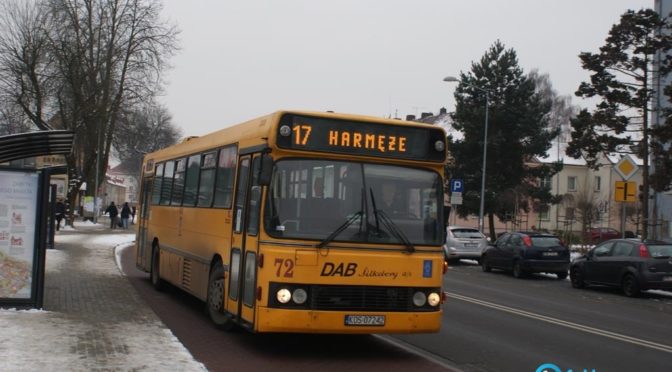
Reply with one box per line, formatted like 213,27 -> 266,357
613,156 -> 639,238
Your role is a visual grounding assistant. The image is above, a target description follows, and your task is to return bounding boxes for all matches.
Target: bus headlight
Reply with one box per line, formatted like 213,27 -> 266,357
292,288 -> 308,304
276,288 -> 291,304
427,292 -> 441,307
412,291 -> 427,307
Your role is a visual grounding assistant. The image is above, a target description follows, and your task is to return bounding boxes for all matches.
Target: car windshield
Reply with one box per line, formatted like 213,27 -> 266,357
647,244 -> 672,258
264,159 -> 442,246
451,229 -> 483,239
531,236 -> 562,247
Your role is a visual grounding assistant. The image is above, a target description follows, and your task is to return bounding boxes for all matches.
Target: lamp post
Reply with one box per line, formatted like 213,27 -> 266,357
443,76 -> 489,233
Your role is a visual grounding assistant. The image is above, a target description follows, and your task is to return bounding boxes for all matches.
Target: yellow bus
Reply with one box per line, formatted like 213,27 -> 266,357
136,110 -> 447,333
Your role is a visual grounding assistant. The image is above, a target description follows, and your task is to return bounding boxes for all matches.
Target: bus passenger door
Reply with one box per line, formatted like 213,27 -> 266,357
226,154 -> 262,328
136,177 -> 153,270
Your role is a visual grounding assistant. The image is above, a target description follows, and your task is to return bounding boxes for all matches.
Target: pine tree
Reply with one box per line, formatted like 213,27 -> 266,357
567,9 -> 672,239
448,40 -> 561,240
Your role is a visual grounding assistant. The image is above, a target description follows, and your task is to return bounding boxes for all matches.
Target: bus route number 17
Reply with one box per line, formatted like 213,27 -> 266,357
293,125 -> 312,146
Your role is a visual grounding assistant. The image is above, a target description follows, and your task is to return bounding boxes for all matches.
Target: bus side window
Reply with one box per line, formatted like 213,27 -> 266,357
247,156 -> 261,235
214,145 -> 237,208
151,163 -> 164,205
183,154 -> 201,206
197,152 -> 217,207
171,158 -> 186,206
160,161 -> 175,205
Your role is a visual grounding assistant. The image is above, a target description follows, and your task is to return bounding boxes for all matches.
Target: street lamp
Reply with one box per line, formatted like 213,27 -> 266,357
443,76 -> 490,233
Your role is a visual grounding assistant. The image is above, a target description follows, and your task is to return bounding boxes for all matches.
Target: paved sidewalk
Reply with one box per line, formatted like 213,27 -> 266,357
0,221 -> 206,371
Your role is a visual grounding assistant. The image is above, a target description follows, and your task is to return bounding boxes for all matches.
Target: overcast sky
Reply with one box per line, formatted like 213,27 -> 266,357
159,0 -> 651,136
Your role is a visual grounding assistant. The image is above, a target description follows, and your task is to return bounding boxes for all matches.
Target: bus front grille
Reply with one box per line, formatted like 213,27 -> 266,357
311,285 -> 412,311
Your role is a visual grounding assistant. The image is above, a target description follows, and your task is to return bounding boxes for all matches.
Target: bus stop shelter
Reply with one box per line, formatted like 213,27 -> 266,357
0,130 -> 74,308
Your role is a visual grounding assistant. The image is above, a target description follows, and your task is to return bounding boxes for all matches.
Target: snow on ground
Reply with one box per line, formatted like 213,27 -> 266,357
1,222 -> 206,371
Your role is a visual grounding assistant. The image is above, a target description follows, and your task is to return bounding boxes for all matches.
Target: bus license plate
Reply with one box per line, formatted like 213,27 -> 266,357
344,315 -> 385,326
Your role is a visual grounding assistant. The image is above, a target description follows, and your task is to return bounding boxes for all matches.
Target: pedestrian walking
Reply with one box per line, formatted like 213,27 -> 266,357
55,199 -> 65,231
120,202 -> 132,229
131,205 -> 137,224
105,202 -> 119,229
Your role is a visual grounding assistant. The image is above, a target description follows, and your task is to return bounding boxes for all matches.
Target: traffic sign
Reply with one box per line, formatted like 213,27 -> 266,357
615,181 -> 636,202
614,155 -> 639,181
451,196 -> 463,205
450,179 -> 464,193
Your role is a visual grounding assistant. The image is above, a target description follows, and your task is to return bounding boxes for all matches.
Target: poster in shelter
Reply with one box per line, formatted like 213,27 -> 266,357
0,170 -> 39,299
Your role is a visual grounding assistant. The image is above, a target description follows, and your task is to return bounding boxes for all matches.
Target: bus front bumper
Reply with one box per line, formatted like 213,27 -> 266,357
255,307 -> 442,334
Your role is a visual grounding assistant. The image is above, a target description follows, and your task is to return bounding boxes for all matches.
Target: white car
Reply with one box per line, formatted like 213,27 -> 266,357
443,226 -> 488,263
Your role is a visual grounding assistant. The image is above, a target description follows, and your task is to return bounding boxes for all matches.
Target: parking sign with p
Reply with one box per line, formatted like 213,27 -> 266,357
450,179 -> 463,193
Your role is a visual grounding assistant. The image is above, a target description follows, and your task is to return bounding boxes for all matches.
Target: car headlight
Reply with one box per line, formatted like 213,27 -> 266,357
412,291 -> 427,307
276,288 -> 291,304
427,292 -> 441,307
292,288 -> 308,304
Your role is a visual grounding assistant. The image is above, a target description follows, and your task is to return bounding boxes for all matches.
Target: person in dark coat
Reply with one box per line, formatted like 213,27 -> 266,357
55,200 -> 65,231
105,202 -> 118,229
120,202 -> 132,229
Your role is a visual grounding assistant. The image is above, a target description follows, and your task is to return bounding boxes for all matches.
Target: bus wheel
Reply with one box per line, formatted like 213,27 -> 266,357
150,246 -> 164,291
207,262 -> 234,330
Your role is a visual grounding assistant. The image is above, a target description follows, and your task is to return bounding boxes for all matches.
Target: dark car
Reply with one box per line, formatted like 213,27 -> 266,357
570,239 -> 672,297
585,227 -> 621,243
481,232 -> 570,279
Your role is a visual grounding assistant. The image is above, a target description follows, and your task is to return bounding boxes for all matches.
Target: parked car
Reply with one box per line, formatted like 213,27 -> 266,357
569,239 -> 672,297
585,227 -> 621,243
481,232 -> 570,279
443,226 -> 488,263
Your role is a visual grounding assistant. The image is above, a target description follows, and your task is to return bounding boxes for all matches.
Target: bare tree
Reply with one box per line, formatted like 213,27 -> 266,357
563,180 -> 606,245
529,69 -> 579,139
0,102 -> 34,135
43,0 -> 179,210
0,0 -> 54,130
112,102 -> 182,177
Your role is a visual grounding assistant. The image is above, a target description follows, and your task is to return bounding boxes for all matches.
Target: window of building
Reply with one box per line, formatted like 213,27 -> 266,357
594,176 -> 601,192
567,176 -> 577,192
540,176 -> 552,190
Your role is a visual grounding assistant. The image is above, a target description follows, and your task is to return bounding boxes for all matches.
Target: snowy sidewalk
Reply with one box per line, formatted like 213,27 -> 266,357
0,221 -> 206,371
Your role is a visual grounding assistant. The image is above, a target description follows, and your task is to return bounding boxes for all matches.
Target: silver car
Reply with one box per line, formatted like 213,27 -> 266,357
443,226 -> 488,263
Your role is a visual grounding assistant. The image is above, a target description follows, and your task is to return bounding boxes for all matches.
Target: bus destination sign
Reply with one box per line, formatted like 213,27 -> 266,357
276,114 -> 446,162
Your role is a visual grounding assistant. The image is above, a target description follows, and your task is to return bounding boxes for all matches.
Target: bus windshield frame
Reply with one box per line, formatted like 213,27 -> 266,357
264,158 -> 443,246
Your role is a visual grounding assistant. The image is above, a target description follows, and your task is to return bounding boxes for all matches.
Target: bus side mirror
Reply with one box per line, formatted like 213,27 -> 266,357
259,153 -> 273,186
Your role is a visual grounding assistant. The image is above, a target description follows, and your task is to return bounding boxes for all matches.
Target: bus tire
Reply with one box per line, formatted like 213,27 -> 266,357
207,261 -> 235,330
150,245 -> 164,291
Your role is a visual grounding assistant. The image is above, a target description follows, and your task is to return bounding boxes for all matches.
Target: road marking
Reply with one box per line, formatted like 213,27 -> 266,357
446,291 -> 672,354
373,334 -> 465,372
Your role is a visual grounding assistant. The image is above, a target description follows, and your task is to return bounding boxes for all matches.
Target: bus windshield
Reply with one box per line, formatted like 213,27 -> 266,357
264,159 -> 442,246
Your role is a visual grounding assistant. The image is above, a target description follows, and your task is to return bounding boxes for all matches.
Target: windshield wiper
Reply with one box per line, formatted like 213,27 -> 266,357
377,209 -> 415,253
316,211 -> 363,248
368,188 -> 414,253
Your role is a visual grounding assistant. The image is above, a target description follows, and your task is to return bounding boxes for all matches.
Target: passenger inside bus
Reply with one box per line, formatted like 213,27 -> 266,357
380,182 -> 404,215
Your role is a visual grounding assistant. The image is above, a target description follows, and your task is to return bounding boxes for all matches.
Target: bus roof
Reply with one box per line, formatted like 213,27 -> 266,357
143,110 -> 446,165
